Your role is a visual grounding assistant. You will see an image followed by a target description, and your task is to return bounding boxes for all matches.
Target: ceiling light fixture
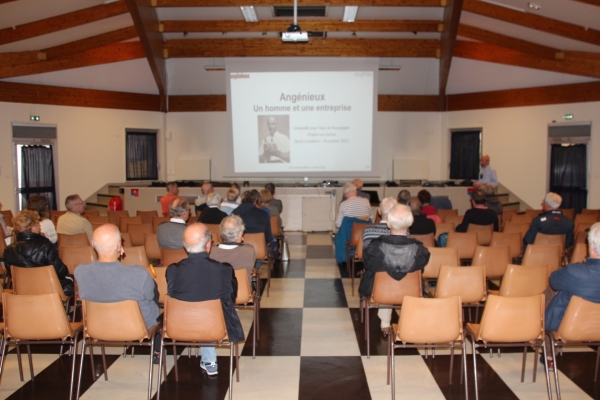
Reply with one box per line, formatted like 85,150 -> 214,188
342,6 -> 359,22
528,2 -> 541,10
240,6 -> 259,23
479,0 -> 525,12
104,0 -> 120,4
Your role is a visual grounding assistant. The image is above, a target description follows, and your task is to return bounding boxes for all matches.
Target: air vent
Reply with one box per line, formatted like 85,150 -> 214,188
273,6 -> 327,17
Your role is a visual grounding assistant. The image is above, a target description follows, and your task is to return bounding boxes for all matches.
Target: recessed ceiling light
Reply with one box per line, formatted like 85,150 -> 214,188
240,6 -> 259,23
342,6 -> 359,22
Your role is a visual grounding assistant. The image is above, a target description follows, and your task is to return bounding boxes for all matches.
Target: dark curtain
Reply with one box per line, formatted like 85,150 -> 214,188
126,132 -> 158,180
450,130 -> 480,180
550,144 -> 587,213
20,145 -> 57,210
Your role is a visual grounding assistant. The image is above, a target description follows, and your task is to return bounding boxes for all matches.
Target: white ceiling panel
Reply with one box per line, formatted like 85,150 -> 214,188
378,58 -> 439,95
0,0 -> 102,29
1,59 -> 159,94
167,58 -> 227,95
446,57 -> 599,95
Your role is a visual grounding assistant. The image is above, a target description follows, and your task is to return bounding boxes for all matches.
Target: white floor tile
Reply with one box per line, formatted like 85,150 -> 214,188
259,278 -> 305,308
301,308 -> 360,356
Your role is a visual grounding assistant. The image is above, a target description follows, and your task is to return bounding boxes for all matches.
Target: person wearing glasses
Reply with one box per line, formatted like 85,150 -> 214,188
56,194 -> 93,242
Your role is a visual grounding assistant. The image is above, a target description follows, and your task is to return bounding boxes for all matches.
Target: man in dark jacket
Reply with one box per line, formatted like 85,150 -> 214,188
198,193 -> 227,225
4,209 -> 73,295
166,223 -> 244,376
408,198 -> 436,236
523,192 -> 574,250
232,190 -> 273,244
455,189 -> 499,232
358,204 -> 430,331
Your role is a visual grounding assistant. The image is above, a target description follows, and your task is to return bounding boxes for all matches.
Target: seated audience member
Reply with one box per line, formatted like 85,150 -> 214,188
362,197 -> 397,248
481,183 -> 503,216
265,183 -> 283,214
220,188 -> 240,215
4,210 -> 74,295
231,183 -> 242,204
408,198 -> 436,236
232,191 -> 274,245
157,197 -> 190,250
523,192 -> 574,250
194,182 -> 214,214
341,179 -> 371,203
56,194 -> 93,242
417,190 -> 441,223
166,223 -> 244,376
198,193 -> 227,225
0,202 -> 13,239
335,183 -> 373,229
260,189 -> 283,229
26,195 -> 57,244
455,189 -> 499,232
397,190 -> 411,205
358,204 -> 430,332
160,182 -> 179,217
210,215 -> 255,277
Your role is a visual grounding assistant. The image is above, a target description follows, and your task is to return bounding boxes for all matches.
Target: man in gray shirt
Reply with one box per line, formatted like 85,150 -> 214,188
74,223 -> 159,330
157,197 -> 190,250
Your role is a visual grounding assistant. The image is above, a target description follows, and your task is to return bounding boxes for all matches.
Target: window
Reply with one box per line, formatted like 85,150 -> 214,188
449,129 -> 481,180
126,130 -> 158,181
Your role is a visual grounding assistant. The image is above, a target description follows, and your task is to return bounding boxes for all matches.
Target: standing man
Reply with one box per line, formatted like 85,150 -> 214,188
475,154 -> 498,188
523,192 -> 574,250
156,198 -> 190,250
166,223 -> 244,376
160,182 -> 179,217
259,116 -> 290,163
56,194 -> 93,242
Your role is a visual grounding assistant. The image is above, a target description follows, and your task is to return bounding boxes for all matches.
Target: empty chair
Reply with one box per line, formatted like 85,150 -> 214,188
121,246 -> 150,267
411,233 -> 434,247
558,208 -> 575,220
490,231 -> 522,260
58,233 -> 89,247
422,246 -> 460,281
389,296 -> 467,400
435,222 -> 455,240
444,215 -> 464,227
346,223 -> 369,277
145,265 -> 167,305
581,208 -> 600,216
108,210 -> 129,226
128,223 -> 153,247
244,232 -> 273,296
11,265 -> 73,313
59,245 -> 97,274
524,209 -> 543,218
570,242 -> 588,264
575,230 -> 588,244
446,232 -> 478,262
522,244 -> 562,277
119,216 -> 143,233
575,213 -> 599,226
502,209 -> 518,223
471,245 -> 510,280
121,232 -> 133,248
82,210 -> 100,218
575,221 -> 594,236
467,223 -> 494,246
511,214 -> 534,225
137,210 -> 158,224
534,232 -> 565,257
434,265 -> 487,321
144,233 -> 161,261
234,268 -> 260,358
502,222 -> 530,237
466,294 -> 551,400
437,209 -> 458,221
349,236 -> 364,295
205,224 -> 222,244
489,264 -> 548,297
87,216 -> 109,225
152,216 -> 170,233
161,248 -> 187,267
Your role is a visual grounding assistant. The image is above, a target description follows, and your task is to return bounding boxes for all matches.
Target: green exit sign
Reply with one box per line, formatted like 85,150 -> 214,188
564,114 -> 573,120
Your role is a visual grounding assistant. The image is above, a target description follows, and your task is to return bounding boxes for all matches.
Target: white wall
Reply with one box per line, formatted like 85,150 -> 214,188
0,101 -> 165,211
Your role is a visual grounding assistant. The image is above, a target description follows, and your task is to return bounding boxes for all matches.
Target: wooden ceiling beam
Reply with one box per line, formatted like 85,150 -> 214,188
563,50 -> 600,61
458,24 -> 560,60
0,51 -> 40,68
463,0 -> 600,46
0,81 -> 160,111
571,0 -> 600,6
0,42 -> 145,79
454,41 -> 600,78
155,0 -> 444,6
438,0 -> 463,110
160,19 -> 443,32
165,38 -> 440,57
0,2 -> 129,46
125,0 -> 168,112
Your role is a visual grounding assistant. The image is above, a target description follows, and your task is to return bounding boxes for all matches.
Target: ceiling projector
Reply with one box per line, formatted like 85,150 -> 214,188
282,23 -> 308,43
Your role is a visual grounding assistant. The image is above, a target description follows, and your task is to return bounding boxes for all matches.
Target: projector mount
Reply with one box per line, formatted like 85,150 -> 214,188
282,0 -> 308,42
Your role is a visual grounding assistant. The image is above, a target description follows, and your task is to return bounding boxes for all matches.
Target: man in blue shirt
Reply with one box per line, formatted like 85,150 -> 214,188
475,154 -> 498,188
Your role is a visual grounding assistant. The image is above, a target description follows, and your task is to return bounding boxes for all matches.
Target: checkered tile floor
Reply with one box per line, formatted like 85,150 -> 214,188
0,232 -> 598,399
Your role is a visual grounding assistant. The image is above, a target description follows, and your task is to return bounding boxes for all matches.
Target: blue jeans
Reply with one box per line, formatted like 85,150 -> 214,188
201,346 -> 216,364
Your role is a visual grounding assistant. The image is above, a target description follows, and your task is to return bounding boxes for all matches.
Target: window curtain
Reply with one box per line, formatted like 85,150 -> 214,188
550,144 -> 587,213
20,145 -> 57,210
126,132 -> 158,180
450,130 -> 480,180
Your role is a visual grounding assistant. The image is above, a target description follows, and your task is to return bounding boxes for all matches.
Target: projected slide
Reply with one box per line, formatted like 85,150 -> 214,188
230,71 -> 374,174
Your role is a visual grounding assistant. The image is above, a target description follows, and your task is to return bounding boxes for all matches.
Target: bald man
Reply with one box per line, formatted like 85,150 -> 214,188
194,182 -> 214,213
475,154 -> 498,188
259,116 -> 290,163
166,223 -> 244,376
74,224 -> 160,330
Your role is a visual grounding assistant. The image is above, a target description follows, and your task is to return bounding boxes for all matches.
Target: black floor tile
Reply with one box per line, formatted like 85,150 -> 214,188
304,279 -> 348,308
306,245 -> 335,259
272,259 -> 306,278
556,351 -> 600,399
299,356 -> 371,400
241,308 -> 303,356
469,353 -> 520,400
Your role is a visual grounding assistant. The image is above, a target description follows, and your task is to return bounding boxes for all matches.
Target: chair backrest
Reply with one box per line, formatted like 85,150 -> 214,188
575,230 -> 588,244
11,265 -> 68,301
581,208 -> 600,216
371,270 -> 422,305
234,268 -> 253,304
119,216 -> 143,233
349,223 -> 369,247
152,216 -> 170,233
121,246 -> 150,267
411,233 -> 434,247
555,296 -> 600,341
471,245 -> 511,279
498,264 -> 548,297
423,247 -> 459,279
163,296 -> 227,342
534,232 -> 565,255
575,222 -> 594,235
3,292 -> 74,340
82,299 -> 150,341
244,232 -> 267,260
58,232 -> 89,246
522,244 -> 562,277
475,294 -> 545,343
437,209 -> 458,220
446,232 -> 478,260
144,265 -> 167,304
59,245 -> 97,274
467,223 -> 494,246
443,215 -> 463,227
354,236 -> 364,260
502,209 -> 518,223
0,210 -> 14,227
558,208 -> 575,220
0,226 -> 7,255
434,223 -> 455,240
435,265 -> 486,304
127,223 -> 153,247
82,210 -> 100,218
502,222 -> 529,237
570,242 -> 588,264
50,210 -> 67,225
397,296 -> 462,344
510,214 -> 534,225
108,210 -> 129,226
270,215 -> 281,237
121,232 -> 133,248
137,210 -> 158,224
205,224 -> 222,244
575,213 -> 599,226
524,209 -> 543,218
161,248 -> 188,267
489,231 -> 522,259
87,216 -> 110,225
144,233 -> 161,260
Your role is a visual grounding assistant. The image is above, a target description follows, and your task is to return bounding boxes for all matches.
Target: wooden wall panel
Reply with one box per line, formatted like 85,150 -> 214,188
378,95 -> 441,111
156,0 -> 443,6
168,95 -> 227,112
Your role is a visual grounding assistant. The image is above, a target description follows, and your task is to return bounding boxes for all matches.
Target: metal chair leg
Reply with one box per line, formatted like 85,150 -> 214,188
101,345 -> 108,381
